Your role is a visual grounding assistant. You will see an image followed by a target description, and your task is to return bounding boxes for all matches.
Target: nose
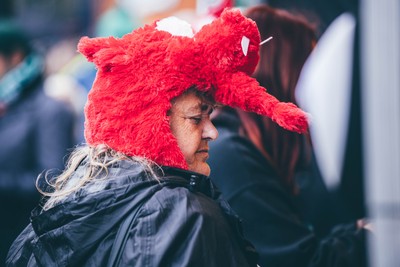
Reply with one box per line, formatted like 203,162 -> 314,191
202,120 -> 218,141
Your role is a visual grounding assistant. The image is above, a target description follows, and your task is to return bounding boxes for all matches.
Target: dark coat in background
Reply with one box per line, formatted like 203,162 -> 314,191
208,109 -> 367,267
0,78 -> 75,265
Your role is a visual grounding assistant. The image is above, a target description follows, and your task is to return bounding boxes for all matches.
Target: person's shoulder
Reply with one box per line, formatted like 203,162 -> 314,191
6,224 -> 36,266
211,110 -> 256,157
152,184 -> 215,205
145,184 -> 221,218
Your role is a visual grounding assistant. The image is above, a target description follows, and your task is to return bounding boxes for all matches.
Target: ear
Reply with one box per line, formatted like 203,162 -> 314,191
77,36 -> 129,72
195,8 -> 260,75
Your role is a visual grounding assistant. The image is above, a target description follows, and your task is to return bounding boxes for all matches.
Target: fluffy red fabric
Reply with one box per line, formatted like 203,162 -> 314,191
78,8 -> 308,169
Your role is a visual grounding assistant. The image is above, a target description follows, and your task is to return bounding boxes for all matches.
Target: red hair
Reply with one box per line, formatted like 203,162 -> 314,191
238,5 -> 316,192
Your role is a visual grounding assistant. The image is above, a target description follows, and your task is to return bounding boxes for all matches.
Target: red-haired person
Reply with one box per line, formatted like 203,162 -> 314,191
209,5 -> 368,267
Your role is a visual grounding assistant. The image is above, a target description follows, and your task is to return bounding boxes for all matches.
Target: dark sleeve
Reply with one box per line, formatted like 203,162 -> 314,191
122,186 -> 255,267
5,224 -> 37,267
209,130 -> 367,267
0,94 -> 74,196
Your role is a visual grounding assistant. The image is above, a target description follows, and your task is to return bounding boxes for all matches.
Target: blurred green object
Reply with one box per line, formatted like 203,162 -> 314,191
0,19 -> 31,56
95,7 -> 141,38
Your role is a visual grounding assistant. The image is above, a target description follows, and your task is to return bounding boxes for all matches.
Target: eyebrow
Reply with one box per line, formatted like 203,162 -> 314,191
187,103 -> 214,114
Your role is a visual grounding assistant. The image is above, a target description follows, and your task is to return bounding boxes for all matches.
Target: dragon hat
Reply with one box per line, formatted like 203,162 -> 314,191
78,8 -> 308,170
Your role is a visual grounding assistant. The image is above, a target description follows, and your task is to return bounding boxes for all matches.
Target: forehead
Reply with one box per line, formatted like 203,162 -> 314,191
171,91 -> 213,114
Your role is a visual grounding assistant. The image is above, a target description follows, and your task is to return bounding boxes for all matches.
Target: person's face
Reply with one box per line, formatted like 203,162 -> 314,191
0,54 -> 11,79
0,52 -> 23,79
168,91 -> 218,176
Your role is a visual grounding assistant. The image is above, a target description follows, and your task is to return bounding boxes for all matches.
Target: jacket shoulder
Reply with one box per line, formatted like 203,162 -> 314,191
6,224 -> 37,266
120,183 -> 254,266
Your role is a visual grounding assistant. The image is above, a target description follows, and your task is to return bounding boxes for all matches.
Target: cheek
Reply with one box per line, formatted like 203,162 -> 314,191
177,127 -> 201,160
169,115 -> 203,166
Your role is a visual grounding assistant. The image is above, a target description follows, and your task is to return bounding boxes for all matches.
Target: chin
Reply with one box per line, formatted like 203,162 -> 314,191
201,169 -> 211,177
191,164 -> 211,177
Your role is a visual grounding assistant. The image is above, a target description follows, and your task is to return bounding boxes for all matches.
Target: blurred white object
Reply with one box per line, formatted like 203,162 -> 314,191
295,13 -> 356,190
44,73 -> 86,116
156,16 -> 194,37
361,0 -> 400,266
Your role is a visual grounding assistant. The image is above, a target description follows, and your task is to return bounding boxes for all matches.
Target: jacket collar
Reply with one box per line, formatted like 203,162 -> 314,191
161,166 -> 221,199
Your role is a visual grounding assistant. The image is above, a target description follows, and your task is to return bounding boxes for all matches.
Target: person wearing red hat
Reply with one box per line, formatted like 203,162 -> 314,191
6,8 -> 307,267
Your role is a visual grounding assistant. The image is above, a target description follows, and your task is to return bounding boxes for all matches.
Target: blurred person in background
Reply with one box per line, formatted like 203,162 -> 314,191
209,5 -> 368,267
0,20 -> 75,265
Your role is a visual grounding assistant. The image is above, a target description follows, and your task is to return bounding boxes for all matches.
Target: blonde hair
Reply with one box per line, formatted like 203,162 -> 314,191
38,144 -> 160,210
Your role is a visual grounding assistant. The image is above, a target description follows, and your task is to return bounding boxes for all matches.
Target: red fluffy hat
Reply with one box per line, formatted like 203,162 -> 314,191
78,8 -> 308,170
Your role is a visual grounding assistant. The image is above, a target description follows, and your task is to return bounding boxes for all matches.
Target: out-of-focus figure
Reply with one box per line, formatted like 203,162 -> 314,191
209,5 -> 368,267
0,20 -> 75,265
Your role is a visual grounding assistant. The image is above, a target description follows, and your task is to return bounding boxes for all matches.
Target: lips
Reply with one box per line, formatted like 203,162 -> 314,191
196,149 -> 209,161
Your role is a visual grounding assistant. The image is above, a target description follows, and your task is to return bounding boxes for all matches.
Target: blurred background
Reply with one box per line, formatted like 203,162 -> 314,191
0,0 -> 398,266
0,0 -> 360,48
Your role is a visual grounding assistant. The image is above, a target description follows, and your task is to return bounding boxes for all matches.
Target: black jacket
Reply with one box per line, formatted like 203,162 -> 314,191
6,160 -> 258,267
208,109 -> 367,267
